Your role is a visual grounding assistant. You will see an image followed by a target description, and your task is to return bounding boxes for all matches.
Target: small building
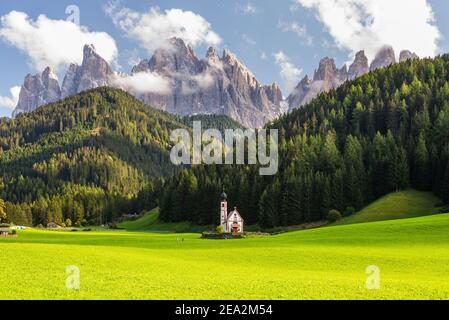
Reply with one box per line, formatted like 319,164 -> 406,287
47,222 -> 59,229
219,191 -> 244,233
10,226 -> 26,230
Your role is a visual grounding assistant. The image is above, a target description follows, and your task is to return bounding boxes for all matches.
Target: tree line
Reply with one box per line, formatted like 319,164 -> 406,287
159,55 -> 449,228
0,88 -> 182,226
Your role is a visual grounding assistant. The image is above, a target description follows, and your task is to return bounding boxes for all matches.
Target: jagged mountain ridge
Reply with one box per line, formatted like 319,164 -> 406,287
127,38 -> 284,128
13,67 -> 61,117
287,46 -> 419,111
13,39 -> 283,128
13,41 -> 419,127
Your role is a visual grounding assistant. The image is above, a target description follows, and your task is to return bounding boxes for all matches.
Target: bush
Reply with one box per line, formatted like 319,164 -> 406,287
0,223 -> 11,228
327,210 -> 342,222
216,225 -> 225,234
109,223 -> 121,230
344,206 -> 356,217
82,228 -> 92,232
65,219 -> 72,228
81,219 -> 88,227
36,224 -> 44,229
11,229 -> 17,235
174,224 -> 192,233
60,223 -> 66,228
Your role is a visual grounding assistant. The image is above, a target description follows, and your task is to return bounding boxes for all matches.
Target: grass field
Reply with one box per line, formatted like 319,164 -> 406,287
335,190 -> 441,226
117,208 -> 207,233
2,212 -> 449,299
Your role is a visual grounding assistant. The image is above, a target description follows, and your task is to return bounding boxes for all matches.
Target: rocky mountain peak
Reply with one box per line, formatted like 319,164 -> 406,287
42,67 -> 58,81
61,44 -> 113,98
80,44 -> 113,81
399,50 -> 419,62
131,59 -> 150,74
314,57 -> 338,81
370,46 -> 396,71
221,48 -> 258,90
12,39 -> 421,128
148,37 -> 200,76
205,47 -> 220,64
14,68 -> 61,116
348,50 -> 369,80
83,44 -> 96,59
206,46 -> 218,58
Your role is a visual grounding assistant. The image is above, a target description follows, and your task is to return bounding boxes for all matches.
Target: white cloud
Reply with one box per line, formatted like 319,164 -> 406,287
0,11 -> 118,71
122,48 -> 142,68
112,72 -> 172,95
241,34 -> 256,46
236,3 -> 258,15
0,86 -> 20,110
182,72 -> 215,94
296,0 -> 441,60
105,3 -> 221,54
274,51 -> 302,93
278,21 -> 313,46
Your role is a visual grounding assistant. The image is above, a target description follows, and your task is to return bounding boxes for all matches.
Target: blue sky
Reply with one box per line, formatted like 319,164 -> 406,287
0,0 -> 448,117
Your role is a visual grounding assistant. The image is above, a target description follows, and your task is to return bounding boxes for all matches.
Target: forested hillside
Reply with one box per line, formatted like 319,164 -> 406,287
159,55 -> 449,228
181,114 -> 245,134
0,87 -> 187,226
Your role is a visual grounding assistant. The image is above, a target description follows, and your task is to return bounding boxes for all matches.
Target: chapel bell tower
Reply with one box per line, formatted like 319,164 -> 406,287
220,191 -> 228,231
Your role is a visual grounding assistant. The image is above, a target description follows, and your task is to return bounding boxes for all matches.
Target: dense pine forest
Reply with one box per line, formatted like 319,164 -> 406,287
159,55 -> 449,228
181,114 -> 245,134
2,55 -> 449,229
0,88 -> 186,226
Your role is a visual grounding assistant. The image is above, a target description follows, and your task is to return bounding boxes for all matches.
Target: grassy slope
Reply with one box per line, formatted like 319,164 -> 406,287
335,190 -> 441,226
118,208 -> 208,233
2,213 -> 449,299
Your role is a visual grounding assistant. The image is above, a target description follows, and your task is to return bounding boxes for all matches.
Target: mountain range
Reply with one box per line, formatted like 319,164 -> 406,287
12,39 -> 419,127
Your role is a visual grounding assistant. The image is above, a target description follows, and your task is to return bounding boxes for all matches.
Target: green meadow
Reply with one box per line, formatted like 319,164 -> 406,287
2,211 -> 449,299
335,190 -> 442,226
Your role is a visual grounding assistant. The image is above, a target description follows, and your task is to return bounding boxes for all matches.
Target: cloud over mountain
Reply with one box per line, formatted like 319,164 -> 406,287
104,3 -> 222,54
296,0 -> 441,60
274,51 -> 302,93
0,11 -> 118,70
112,72 -> 172,95
0,86 -> 20,110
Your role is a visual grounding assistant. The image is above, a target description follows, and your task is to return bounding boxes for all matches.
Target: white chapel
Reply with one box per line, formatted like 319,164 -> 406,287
219,191 -> 244,233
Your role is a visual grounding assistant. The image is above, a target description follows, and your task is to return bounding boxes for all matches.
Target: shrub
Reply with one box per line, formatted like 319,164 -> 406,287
60,223 -> 66,228
344,206 -> 356,217
327,210 -> 342,222
81,219 -> 88,227
110,223 -> 119,230
174,224 -> 192,233
11,229 -> 17,235
65,219 -> 72,228
36,224 -> 44,229
216,225 -> 225,234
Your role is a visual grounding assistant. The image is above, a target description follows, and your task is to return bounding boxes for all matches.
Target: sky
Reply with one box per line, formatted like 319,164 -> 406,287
0,0 -> 448,117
